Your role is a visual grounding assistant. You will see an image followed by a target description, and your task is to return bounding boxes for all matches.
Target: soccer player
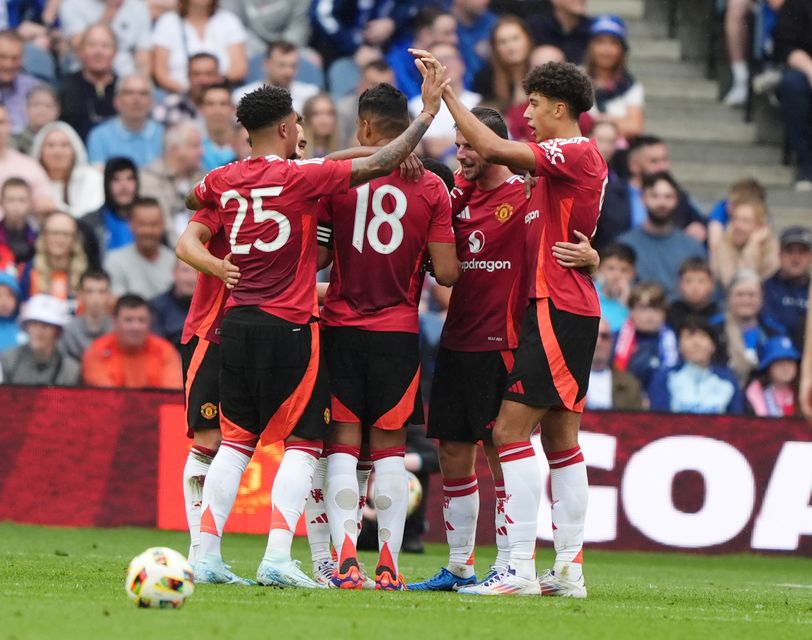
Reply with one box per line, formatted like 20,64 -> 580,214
179,70 -> 447,588
412,50 -> 607,597
316,82 -> 460,590
408,107 -> 599,592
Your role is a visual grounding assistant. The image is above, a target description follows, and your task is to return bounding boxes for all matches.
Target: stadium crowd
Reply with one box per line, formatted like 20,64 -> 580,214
0,0 -> 809,421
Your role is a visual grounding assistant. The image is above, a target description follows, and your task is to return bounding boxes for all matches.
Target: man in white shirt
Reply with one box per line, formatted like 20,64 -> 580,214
586,317 -> 644,411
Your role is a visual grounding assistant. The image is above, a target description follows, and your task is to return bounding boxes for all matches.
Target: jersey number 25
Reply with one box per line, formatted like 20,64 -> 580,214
222,187 -> 289,254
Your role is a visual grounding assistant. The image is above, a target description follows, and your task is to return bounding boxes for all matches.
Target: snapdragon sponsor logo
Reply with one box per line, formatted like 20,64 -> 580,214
460,259 -> 512,272
525,209 -> 540,224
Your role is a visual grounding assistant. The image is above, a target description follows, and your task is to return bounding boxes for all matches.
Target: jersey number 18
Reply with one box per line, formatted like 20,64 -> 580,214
352,183 -> 407,255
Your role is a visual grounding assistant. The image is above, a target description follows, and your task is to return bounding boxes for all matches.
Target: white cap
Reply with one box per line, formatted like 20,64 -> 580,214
20,294 -> 69,328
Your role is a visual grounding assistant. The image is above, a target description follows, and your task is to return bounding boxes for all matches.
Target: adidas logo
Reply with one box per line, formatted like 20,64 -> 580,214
309,514 -> 329,524
457,206 -> 471,220
508,380 -> 525,395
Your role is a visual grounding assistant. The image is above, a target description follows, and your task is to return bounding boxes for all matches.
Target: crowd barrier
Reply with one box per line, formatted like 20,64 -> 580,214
1,386 -> 810,555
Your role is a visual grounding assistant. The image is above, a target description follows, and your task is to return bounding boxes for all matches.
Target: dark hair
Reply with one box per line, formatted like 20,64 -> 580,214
642,171 -> 679,193
467,106 -> 509,140
1,176 -> 32,197
522,62 -> 594,119
678,257 -> 712,278
413,6 -> 452,32
679,316 -> 718,352
236,85 -> 293,132
599,242 -> 636,266
188,52 -> 219,68
421,157 -> 455,192
266,40 -> 297,58
628,135 -> 664,155
103,157 -> 139,209
357,83 -> 409,138
0,29 -> 25,45
114,294 -> 149,315
201,82 -> 232,100
79,269 -> 111,288
130,196 -> 162,216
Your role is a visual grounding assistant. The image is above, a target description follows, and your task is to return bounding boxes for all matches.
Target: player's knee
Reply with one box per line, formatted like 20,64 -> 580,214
439,441 -> 475,478
194,428 -> 222,452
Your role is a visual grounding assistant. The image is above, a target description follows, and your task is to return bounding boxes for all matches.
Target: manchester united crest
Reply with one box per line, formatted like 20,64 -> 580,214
200,402 -> 218,420
495,203 -> 514,223
324,408 -> 332,424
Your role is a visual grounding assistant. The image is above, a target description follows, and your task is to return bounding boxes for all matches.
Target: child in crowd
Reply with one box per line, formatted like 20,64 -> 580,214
613,282 -> 679,389
745,336 -> 800,417
666,257 -> 720,333
0,271 -> 23,352
0,177 -> 38,265
649,318 -> 743,415
707,178 -> 766,247
596,242 -> 636,332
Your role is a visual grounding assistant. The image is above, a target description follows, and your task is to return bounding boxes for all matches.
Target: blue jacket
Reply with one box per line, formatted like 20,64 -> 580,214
648,362 -> 744,415
761,273 -> 809,350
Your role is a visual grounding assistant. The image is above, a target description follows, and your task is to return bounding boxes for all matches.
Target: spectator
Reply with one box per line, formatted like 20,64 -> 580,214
595,242 -> 635,332
613,281 -> 679,389
0,177 -> 38,264
301,93 -> 339,159
200,83 -> 236,171
152,52 -> 224,126
233,40 -> 319,113
583,15 -> 644,139
140,121 -> 205,242
59,269 -> 114,361
586,316 -> 644,410
221,0 -> 311,57
0,294 -> 81,386
525,0 -> 592,64
87,75 -> 164,168
103,197 -> 175,299
407,43 -> 481,161
529,41 -> 567,67
19,211 -> 88,303
0,271 -> 22,352
648,318 -> 743,415
667,258 -> 720,334
335,60 -> 395,150
82,293 -> 182,388
617,172 -> 706,299
591,120 -> 620,177
774,0 -> 812,190
707,177 -> 767,247
597,136 -> 707,248
149,259 -> 197,351
60,0 -> 153,77
473,16 -> 534,141
60,23 -> 119,141
6,1 -> 59,49
0,103 -> 55,215
0,29 -> 43,134
722,0 -> 754,107
746,336 -> 800,417
13,84 -> 60,155
79,157 -> 139,267
762,226 -> 811,350
30,122 -> 106,219
451,0 -> 498,89
711,268 -> 786,384
152,0 -> 248,93
387,6 -> 458,101
709,196 -> 779,288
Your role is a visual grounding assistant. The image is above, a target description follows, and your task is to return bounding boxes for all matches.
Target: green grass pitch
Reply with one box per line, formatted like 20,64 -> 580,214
1,523 -> 811,640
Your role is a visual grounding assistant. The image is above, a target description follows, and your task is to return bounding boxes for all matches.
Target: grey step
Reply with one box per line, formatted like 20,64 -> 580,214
588,0 -> 645,19
643,77 -> 718,101
626,18 -> 668,39
646,99 -> 738,121
670,162 -> 794,187
646,118 -> 757,143
629,60 -> 707,80
771,208 -> 811,231
628,38 -> 681,62
666,140 -> 783,166
685,183 -> 812,208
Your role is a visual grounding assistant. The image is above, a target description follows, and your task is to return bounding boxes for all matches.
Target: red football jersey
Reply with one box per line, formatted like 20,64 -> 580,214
194,155 -> 352,324
318,170 -> 454,333
525,137 -> 607,317
181,208 -> 229,344
441,173 -> 528,352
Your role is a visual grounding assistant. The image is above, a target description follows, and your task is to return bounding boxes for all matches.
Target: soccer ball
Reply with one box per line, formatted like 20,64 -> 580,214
125,547 -> 195,609
406,471 -> 423,516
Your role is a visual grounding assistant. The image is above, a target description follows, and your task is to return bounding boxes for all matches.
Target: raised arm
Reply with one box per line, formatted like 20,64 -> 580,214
410,49 -> 537,173
176,221 -> 240,288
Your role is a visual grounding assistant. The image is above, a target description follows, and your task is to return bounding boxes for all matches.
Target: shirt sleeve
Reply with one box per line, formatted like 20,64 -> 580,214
316,199 -> 333,249
624,82 -> 645,107
193,168 -> 223,208
295,158 -> 352,199
527,139 -> 587,181
82,346 -> 116,387
191,207 -> 222,236
86,127 -> 104,165
134,4 -> 153,50
427,177 -> 455,244
449,173 -> 476,218
218,10 -> 248,45
151,12 -> 179,49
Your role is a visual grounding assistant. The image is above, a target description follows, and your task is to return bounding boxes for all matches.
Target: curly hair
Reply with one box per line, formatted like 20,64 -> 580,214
236,85 -> 293,133
523,62 -> 594,118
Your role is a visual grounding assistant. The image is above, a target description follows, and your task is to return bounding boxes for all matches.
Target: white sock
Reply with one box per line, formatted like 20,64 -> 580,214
325,445 -> 360,560
199,442 -> 254,558
493,481 -> 510,572
498,441 -> 541,580
732,60 -> 748,85
264,441 -> 321,563
547,446 -> 588,581
183,444 -> 215,564
372,448 -> 408,576
305,455 -> 331,564
443,474 -> 478,579
356,457 -> 372,534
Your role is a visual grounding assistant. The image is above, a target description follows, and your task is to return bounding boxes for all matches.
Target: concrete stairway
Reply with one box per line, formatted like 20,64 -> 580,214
587,0 -> 809,231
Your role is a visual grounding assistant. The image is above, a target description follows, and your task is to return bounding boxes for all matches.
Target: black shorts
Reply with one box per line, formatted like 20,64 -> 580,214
427,347 -> 514,443
503,299 -> 599,413
218,307 -> 330,446
323,326 -> 423,430
181,336 -> 221,437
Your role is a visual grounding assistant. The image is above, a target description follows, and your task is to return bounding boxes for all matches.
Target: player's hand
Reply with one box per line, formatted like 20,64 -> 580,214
523,172 -> 538,200
410,48 -> 451,115
363,17 -> 395,45
219,253 -> 240,289
552,230 -> 597,269
400,153 -> 425,182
